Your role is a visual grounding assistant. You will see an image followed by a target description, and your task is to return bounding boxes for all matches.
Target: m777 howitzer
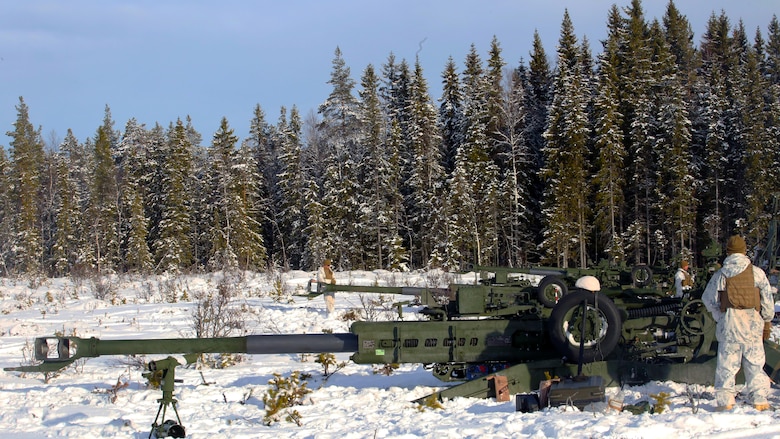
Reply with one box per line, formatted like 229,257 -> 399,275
7,268 -> 780,437
307,261 -> 677,310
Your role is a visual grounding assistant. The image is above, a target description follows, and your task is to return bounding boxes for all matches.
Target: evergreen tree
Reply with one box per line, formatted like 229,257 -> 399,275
663,0 -> 698,85
7,97 -> 44,275
407,58 -> 445,268
383,120 -> 409,270
317,47 -> 362,268
699,11 -> 737,242
380,54 -> 415,264
593,15 -> 627,265
650,19 -> 696,260
356,64 -> 404,269
542,10 -> 591,268
232,140 -> 267,270
244,105 -> 279,265
154,119 -> 195,272
740,37 -> 773,240
51,144 -> 81,276
59,127 -> 93,269
438,56 -> 464,178
276,106 -> 309,269
620,0 -> 656,264
39,144 -> 59,276
722,22 -> 752,234
767,15 -> 780,85
124,187 -> 152,273
699,66 -> 729,243
116,119 -> 153,273
432,57 -> 466,268
525,30 -> 553,251
185,118 -> 209,269
0,148 -> 13,275
143,124 -> 168,259
450,44 -> 501,265
206,117 -> 265,270
89,126 -> 120,273
485,36 -> 506,150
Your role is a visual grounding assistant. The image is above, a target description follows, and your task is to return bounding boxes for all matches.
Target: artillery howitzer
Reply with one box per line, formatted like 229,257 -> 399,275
7,265 -> 780,438
307,260 -> 693,309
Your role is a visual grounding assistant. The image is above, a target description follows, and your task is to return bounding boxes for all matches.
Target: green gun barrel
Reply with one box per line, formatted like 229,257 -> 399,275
4,333 -> 359,373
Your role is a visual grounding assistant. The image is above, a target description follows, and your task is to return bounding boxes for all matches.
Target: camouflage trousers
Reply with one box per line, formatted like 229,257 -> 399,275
715,340 -> 771,406
324,292 -> 335,314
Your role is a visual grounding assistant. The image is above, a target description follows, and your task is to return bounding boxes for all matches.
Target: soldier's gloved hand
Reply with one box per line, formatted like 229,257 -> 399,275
764,322 -> 772,341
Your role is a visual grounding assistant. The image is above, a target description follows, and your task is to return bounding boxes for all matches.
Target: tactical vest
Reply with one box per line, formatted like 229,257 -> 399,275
719,264 -> 760,312
682,270 -> 693,287
323,265 -> 335,282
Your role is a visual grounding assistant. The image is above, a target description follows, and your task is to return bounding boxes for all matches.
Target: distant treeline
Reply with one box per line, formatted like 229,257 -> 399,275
2,0 -> 780,278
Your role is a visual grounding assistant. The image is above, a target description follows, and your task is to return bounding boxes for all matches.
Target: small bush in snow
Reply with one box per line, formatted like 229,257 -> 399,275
268,270 -> 293,303
354,294 -> 397,322
417,393 -> 444,411
190,274 -> 248,368
315,352 -> 345,377
423,269 -> 455,288
93,374 -> 130,404
373,363 -> 399,376
262,371 -> 311,426
157,276 -> 189,303
90,275 -> 116,301
650,391 -> 672,414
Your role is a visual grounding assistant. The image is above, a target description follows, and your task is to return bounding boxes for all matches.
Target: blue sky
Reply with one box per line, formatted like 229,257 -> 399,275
0,0 -> 777,148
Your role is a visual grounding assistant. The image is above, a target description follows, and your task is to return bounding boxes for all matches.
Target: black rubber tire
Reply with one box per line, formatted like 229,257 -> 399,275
631,265 -> 653,287
537,276 -> 568,308
548,290 -> 622,363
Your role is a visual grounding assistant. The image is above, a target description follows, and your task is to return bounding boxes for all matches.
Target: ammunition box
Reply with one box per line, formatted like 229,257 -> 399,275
516,393 -> 540,412
547,376 -> 605,409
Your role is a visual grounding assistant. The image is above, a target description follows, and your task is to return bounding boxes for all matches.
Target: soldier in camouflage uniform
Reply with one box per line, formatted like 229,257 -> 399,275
317,259 -> 337,315
674,260 -> 693,298
702,235 -> 774,411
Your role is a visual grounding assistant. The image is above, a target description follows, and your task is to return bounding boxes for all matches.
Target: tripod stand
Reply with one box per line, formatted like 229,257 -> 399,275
145,357 -> 186,439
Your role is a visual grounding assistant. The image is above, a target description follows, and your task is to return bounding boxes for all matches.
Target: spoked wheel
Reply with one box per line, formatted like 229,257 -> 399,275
537,276 -> 568,308
679,299 -> 715,336
548,290 -> 622,363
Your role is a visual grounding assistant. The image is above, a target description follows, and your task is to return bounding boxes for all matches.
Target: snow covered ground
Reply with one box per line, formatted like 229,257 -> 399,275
2,269 -> 780,438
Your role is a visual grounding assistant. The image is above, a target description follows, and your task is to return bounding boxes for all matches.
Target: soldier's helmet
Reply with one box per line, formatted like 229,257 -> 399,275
575,275 -> 601,293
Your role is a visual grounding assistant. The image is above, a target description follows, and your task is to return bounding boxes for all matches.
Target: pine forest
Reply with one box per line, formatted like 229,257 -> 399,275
3,0 -> 780,279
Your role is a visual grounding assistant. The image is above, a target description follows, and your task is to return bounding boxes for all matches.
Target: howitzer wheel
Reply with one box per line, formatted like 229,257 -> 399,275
537,276 -> 568,307
680,299 -> 715,336
548,290 -> 622,363
631,265 -> 653,287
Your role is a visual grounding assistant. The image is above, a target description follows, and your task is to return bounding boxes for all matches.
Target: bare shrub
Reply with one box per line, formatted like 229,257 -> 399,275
12,290 -> 34,310
138,280 -> 156,302
424,269 -> 456,288
373,363 -> 399,376
352,294 -> 398,322
90,274 -> 116,301
190,274 -> 248,368
92,373 -> 130,403
157,276 -> 189,303
380,271 -> 402,288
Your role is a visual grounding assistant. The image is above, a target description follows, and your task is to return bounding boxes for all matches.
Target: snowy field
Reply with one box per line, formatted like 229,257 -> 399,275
2,269 -> 780,438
